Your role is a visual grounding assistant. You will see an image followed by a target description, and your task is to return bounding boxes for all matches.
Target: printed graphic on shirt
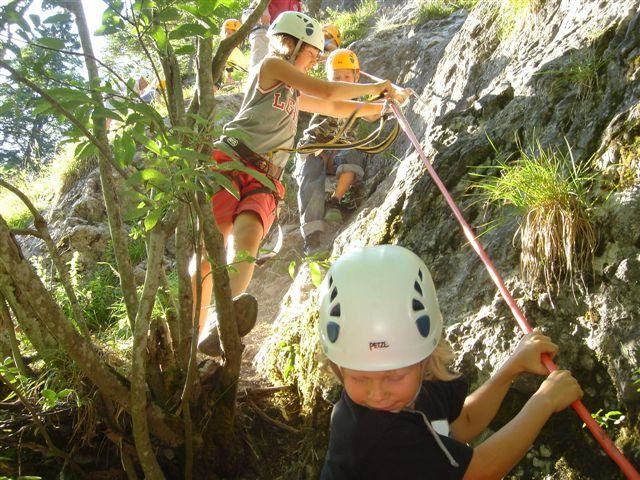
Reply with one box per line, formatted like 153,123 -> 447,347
271,86 -> 298,134
431,419 -> 450,436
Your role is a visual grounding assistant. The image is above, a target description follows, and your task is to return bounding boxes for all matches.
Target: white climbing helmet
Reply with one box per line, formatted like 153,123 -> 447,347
268,11 -> 324,52
318,245 -> 443,372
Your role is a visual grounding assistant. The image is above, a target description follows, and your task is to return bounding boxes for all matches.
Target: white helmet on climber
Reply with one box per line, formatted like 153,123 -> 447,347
268,11 -> 325,52
318,244 -> 443,371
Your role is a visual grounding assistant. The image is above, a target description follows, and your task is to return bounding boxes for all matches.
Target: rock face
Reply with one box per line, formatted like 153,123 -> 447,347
258,0 -> 640,478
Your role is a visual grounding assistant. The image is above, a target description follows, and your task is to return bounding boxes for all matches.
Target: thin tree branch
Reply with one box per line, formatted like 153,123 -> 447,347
130,227 -> 166,478
64,0 -> 140,330
0,178 -> 90,336
9,228 -> 42,238
0,294 -> 29,377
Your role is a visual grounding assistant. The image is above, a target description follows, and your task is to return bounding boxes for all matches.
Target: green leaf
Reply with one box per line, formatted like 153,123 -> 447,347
169,22 -> 210,40
309,262 -> 323,287
37,37 -> 65,50
7,9 -> 31,33
74,141 -> 98,160
230,162 -> 276,192
114,133 -> 137,167
29,14 -> 41,27
132,130 -> 162,155
156,7 -> 182,22
174,44 -> 196,55
58,389 -> 74,397
144,208 -> 163,231
288,261 -> 296,279
150,25 -> 168,54
140,168 -> 169,184
43,13 -> 71,24
41,389 -> 57,403
211,172 -> 239,199
196,0 -> 218,16
93,106 -> 123,122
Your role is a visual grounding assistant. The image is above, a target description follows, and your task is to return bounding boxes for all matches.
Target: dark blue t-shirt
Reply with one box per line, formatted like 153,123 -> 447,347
321,377 -> 474,480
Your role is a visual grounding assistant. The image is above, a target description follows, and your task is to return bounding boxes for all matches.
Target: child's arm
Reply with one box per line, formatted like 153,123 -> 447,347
299,96 -> 387,119
462,370 -> 583,480
450,331 -> 559,443
261,57 -> 397,101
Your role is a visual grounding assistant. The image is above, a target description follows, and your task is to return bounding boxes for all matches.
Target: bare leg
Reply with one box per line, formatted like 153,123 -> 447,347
227,211 -> 264,295
193,212 -> 264,337
193,222 -> 233,336
334,171 -> 356,200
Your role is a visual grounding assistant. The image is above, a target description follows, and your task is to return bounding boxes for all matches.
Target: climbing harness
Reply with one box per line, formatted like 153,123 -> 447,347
388,100 -> 640,480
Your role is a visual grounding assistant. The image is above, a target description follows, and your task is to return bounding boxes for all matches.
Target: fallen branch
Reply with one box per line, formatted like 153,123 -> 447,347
245,396 -> 299,434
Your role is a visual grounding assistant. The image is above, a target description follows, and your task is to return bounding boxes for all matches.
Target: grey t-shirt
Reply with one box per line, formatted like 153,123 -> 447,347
215,60 -> 300,169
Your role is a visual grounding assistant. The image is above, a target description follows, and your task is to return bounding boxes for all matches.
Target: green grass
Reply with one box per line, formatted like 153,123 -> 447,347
536,48 -> 609,100
496,0 -> 544,40
415,0 -> 478,25
324,0 -> 378,46
471,138 -> 596,292
0,166 -> 56,230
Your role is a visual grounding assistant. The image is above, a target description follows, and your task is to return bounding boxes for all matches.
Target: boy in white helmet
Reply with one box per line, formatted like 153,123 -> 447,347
318,245 -> 584,479
195,13 -> 411,356
295,48 -> 374,256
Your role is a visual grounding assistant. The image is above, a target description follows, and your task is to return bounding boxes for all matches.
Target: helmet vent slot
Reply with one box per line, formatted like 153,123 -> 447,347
329,276 -> 333,288
418,269 -> 423,281
414,281 -> 423,296
330,303 -> 341,317
330,287 -> 338,301
416,315 -> 431,338
412,299 -> 425,311
327,321 -> 340,343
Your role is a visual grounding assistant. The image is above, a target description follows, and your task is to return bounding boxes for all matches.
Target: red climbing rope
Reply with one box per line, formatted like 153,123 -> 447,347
389,101 -> 640,479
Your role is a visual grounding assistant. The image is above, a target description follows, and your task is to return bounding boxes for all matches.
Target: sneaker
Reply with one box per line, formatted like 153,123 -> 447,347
197,293 -> 258,357
303,230 -> 323,257
324,197 -> 342,223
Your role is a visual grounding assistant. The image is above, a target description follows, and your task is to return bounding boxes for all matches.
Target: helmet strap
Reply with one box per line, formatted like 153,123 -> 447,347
289,38 -> 303,64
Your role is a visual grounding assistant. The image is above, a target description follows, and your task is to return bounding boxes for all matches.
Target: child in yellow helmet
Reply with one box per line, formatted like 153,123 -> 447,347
294,48 -> 380,256
322,24 -> 342,52
215,19 -> 249,91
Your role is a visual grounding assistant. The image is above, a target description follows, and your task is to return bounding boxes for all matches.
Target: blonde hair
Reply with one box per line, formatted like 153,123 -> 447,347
268,33 -> 298,61
423,338 -> 460,381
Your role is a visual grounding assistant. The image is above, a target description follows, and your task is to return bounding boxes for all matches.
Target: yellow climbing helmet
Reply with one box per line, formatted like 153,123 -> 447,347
327,48 -> 360,71
156,79 -> 166,91
222,18 -> 241,32
322,24 -> 342,47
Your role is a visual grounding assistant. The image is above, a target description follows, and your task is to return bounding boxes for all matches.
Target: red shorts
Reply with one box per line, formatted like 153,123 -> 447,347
211,150 -> 285,239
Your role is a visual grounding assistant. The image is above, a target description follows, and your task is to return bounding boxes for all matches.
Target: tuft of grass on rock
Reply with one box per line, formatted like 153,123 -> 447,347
325,0 -> 378,46
472,138 -> 597,294
415,0 -> 478,25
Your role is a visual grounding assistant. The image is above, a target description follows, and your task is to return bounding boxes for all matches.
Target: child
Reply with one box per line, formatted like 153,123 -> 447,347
242,0 -> 302,73
294,48 -> 374,256
215,19 -> 249,90
322,24 -> 342,52
195,12 -> 411,356
318,244 -> 584,479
